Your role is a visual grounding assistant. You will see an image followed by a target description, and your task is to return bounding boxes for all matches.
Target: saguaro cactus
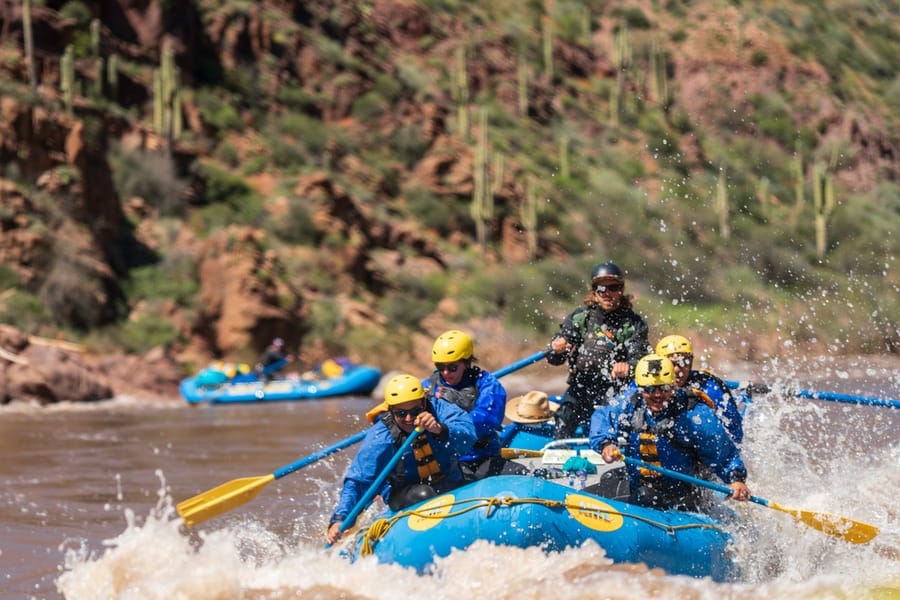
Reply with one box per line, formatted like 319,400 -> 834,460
756,176 -> 770,221
23,0 -> 37,90
649,38 -> 669,107
60,45 -> 75,113
541,15 -> 554,80
451,45 -> 469,138
559,134 -> 570,179
520,177 -> 539,260
517,52 -> 529,118
812,163 -> 835,260
89,19 -> 103,97
715,167 -> 730,240
470,107 -> 493,254
610,26 -> 632,127
107,53 -> 119,101
789,151 -> 804,231
153,40 -> 181,140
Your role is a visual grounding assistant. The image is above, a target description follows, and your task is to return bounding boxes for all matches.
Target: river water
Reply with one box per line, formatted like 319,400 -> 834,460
1,357 -> 898,600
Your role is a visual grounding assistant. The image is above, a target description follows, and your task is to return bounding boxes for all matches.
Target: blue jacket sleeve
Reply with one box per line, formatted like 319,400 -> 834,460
433,398 -> 477,455
330,424 -> 396,524
469,370 -> 507,438
697,375 -> 744,445
589,402 -> 622,452
682,404 -> 747,484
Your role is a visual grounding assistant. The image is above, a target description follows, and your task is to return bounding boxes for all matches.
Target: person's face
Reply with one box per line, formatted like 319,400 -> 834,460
390,398 -> 425,432
641,384 -> 674,413
667,353 -> 692,387
593,281 -> 624,312
435,361 -> 465,385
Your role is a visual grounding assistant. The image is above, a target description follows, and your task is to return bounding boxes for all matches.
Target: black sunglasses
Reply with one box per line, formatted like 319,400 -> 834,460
435,362 -> 462,373
668,354 -> 692,367
594,283 -> 624,293
392,405 -> 425,419
641,385 -> 674,395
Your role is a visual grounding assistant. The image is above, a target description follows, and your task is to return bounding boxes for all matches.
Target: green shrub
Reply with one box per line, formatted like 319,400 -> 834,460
241,155 -> 267,176
203,163 -> 257,205
270,197 -> 319,245
270,137 -> 308,170
194,163 -> 264,230
750,49 -> 768,67
405,188 -> 471,235
307,300 -> 342,342
396,61 -> 434,99
352,91 -> 388,122
59,2 -> 92,30
342,324 -> 398,364
378,274 -> 446,328
39,257 -> 118,329
215,142 -> 240,168
90,312 -> 180,354
611,7 -> 652,29
276,85 -> 320,111
194,88 -> 244,136
0,291 -> 48,332
126,256 -> 198,307
270,112 -> 329,154
109,147 -> 189,217
223,63 -> 262,104
0,263 -> 20,290
393,122 -> 431,168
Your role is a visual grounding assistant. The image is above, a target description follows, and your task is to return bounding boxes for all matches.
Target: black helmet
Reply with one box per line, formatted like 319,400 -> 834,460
590,261 -> 624,283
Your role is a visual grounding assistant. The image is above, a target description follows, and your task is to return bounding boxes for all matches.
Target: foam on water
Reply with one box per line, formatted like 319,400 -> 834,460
55,400 -> 899,600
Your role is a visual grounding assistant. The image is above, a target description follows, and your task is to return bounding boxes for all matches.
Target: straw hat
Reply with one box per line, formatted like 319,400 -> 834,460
505,391 -> 559,424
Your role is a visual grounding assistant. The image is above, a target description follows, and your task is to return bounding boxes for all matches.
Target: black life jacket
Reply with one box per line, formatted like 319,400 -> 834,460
427,368 -> 481,412
570,308 -> 617,373
381,404 -> 444,484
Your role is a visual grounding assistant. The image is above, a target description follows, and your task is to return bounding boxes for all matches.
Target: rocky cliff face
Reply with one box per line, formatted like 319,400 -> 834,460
0,1 -> 896,402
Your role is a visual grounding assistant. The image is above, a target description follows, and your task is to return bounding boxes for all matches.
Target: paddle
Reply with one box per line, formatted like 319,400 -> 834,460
492,349 -> 549,378
726,381 -> 899,409
326,426 -> 424,548
177,431 -> 366,526
177,349 -> 548,526
619,455 -> 879,545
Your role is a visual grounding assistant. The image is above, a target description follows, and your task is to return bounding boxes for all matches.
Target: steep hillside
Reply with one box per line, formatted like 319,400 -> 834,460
0,0 -> 897,386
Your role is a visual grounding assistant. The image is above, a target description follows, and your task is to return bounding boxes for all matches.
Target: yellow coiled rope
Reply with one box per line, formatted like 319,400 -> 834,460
358,495 -> 726,556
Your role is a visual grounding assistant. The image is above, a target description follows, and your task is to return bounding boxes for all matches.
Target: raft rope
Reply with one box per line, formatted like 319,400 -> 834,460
358,495 -> 727,556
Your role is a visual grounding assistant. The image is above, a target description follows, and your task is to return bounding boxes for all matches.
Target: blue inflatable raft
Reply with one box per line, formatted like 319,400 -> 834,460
349,474 -> 735,581
180,362 -> 382,404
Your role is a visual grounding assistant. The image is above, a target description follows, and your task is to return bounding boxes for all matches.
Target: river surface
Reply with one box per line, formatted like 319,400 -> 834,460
1,357 -> 898,600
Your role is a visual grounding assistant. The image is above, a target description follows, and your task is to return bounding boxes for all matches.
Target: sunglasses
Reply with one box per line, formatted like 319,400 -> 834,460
668,354 -> 692,367
594,283 -> 624,293
641,385 -> 674,395
392,405 -> 425,419
435,362 -> 462,373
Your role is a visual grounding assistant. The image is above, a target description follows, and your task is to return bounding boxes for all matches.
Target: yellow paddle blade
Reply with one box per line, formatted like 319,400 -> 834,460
176,474 -> 276,527
769,501 -> 879,544
500,448 -> 544,459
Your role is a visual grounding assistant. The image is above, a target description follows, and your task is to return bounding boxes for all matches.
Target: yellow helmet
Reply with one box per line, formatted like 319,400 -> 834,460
384,373 -> 425,406
431,330 -> 474,362
634,354 -> 676,387
655,335 -> 693,357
